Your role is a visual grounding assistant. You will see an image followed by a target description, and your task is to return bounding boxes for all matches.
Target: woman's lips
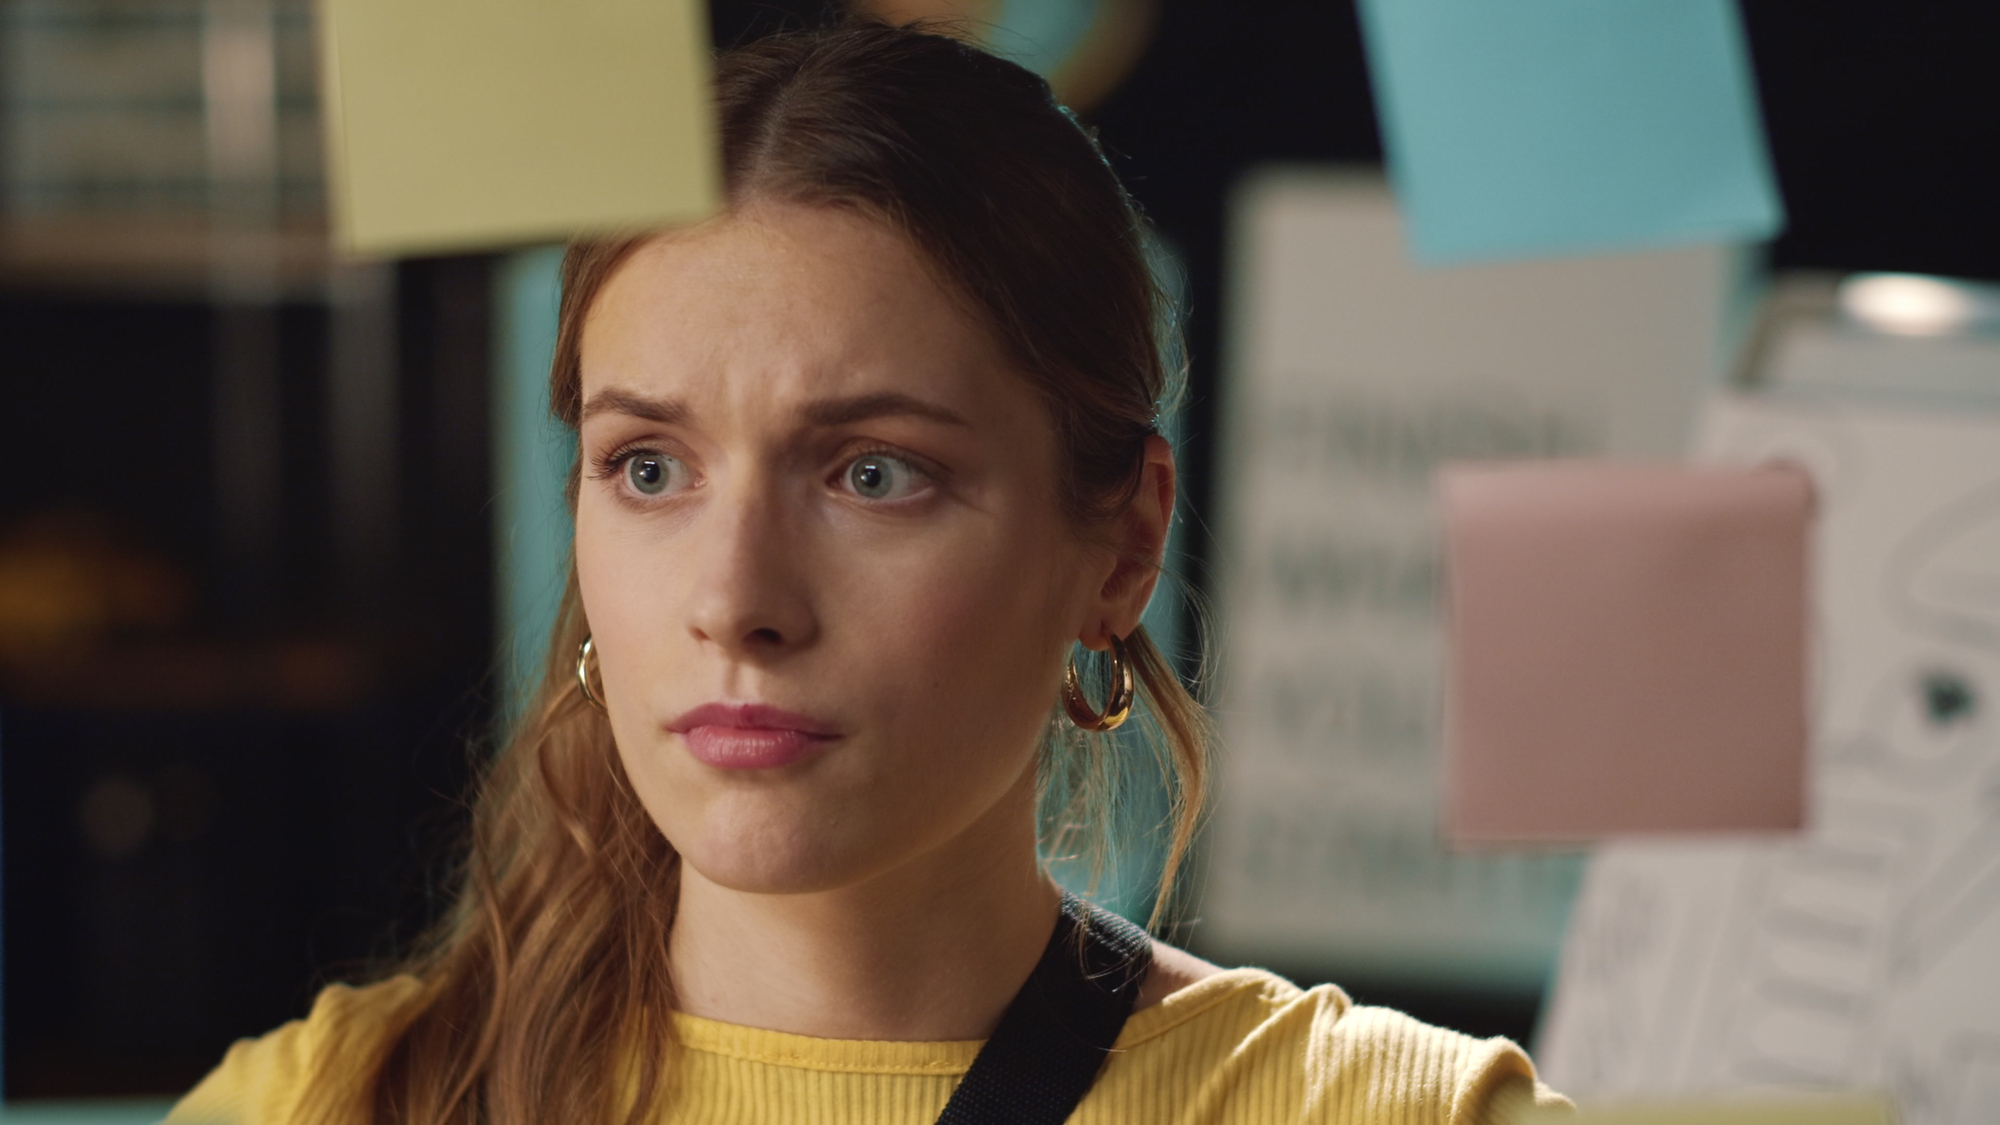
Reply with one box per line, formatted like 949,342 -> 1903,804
667,703 -> 840,770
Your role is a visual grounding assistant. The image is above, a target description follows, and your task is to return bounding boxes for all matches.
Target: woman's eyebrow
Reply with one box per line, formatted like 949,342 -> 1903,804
801,392 -> 970,428
581,388 -> 691,424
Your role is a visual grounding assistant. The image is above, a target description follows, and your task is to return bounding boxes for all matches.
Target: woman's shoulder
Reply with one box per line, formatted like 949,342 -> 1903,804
165,975 -> 426,1125
1103,964 -> 1571,1125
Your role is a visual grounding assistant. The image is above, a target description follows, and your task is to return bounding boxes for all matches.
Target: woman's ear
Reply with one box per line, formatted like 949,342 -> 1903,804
1079,434 -> 1176,650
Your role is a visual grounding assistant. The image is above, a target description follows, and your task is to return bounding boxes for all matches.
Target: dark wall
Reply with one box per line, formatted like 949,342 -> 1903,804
1,257 -> 496,1095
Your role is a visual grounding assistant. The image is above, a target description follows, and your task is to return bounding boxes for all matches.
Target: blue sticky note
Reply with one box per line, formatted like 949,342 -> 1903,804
1356,0 -> 1785,264
989,0 -> 1102,79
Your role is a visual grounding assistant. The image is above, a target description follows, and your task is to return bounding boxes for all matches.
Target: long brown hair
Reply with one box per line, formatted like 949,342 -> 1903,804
332,19 -> 1211,1125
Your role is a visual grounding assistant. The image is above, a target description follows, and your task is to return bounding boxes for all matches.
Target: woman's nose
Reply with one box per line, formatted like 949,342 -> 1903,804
682,479 -> 818,658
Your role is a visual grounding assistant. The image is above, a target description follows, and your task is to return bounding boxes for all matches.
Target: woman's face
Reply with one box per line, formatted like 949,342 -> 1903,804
575,202 -> 1132,895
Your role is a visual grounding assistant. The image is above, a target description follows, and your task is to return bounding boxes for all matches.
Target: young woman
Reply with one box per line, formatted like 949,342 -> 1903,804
169,20 -> 1566,1125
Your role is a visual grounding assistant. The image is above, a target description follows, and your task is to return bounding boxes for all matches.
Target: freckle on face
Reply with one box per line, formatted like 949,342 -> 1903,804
572,202 -> 1095,895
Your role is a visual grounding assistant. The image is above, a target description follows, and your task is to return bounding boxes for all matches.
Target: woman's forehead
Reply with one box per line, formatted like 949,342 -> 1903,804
579,203 -> 1012,409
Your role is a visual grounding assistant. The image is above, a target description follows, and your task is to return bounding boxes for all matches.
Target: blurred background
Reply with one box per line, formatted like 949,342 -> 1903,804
1,0 -> 1996,1108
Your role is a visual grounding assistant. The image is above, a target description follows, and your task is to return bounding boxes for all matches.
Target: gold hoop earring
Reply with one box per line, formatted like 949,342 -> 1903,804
576,635 -> 607,712
1063,634 -> 1134,732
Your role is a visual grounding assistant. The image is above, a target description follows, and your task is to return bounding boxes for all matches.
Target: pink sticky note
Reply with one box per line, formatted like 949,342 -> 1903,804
1439,460 -> 1812,845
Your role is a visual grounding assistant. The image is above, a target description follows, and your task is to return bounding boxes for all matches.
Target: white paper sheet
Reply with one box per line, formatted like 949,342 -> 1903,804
1537,392 -> 2000,1124
1199,168 -> 1738,988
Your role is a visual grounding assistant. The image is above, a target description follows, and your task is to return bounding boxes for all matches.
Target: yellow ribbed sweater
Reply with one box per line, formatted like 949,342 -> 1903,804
167,968 -> 1567,1124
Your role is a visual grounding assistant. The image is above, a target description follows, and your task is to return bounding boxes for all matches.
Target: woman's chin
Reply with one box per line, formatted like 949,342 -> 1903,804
647,764 -> 1028,898
672,816 -> 891,897
679,846 -> 869,896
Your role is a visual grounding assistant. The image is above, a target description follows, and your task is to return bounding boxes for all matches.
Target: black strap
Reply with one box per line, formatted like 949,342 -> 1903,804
934,893 -> 1153,1125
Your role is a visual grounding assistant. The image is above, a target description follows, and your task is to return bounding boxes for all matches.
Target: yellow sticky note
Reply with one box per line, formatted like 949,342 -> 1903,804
319,0 -> 719,256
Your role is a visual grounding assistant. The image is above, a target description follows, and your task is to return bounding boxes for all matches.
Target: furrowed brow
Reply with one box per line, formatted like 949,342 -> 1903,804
580,388 -> 691,425
802,392 -> 970,428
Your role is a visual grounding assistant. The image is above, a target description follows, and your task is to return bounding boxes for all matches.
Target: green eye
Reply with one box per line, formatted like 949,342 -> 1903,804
849,457 -> 892,498
847,455 -> 912,500
626,454 -> 679,496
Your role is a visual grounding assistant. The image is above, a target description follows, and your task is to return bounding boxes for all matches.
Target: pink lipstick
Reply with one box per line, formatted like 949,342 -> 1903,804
667,703 -> 840,769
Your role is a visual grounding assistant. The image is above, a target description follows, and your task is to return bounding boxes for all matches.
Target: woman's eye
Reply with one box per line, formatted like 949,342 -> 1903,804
844,454 -> 922,501
623,453 -> 684,497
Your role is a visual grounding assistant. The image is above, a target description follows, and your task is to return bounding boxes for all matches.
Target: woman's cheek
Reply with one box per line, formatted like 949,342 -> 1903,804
889,537 -> 1066,714
575,516 -> 684,718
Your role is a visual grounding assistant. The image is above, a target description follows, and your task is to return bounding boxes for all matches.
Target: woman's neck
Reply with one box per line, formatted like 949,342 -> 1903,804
666,774 -> 1061,1042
